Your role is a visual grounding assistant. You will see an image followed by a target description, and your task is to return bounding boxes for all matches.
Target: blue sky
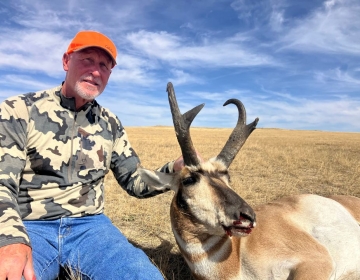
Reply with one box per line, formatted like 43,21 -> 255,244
0,0 -> 359,132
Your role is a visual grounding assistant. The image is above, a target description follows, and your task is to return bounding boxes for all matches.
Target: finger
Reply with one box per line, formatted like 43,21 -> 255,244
0,258 -> 25,280
23,253 -> 36,280
4,270 -> 23,280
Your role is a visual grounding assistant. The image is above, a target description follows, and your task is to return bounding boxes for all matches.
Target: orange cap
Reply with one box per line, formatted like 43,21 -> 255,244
66,30 -> 117,67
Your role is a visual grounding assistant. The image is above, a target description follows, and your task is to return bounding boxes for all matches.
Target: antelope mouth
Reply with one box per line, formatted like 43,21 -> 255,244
223,217 -> 255,237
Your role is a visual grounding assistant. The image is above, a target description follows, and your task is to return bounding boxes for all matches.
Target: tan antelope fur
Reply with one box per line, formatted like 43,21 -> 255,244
138,82 -> 360,280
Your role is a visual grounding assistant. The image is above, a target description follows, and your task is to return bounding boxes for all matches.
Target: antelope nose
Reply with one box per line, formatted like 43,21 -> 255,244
240,204 -> 256,224
241,210 -> 256,224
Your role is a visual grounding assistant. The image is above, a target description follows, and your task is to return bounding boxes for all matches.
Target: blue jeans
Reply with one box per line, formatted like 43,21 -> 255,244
23,214 -> 164,280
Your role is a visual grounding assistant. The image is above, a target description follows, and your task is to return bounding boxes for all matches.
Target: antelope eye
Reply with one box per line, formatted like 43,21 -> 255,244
182,176 -> 196,186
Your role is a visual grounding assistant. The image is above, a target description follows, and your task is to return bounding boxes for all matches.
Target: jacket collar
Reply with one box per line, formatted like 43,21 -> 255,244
54,83 -> 96,112
52,84 -> 101,124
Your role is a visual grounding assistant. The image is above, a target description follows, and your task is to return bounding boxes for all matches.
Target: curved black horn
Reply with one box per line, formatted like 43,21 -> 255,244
216,99 -> 259,168
167,82 -> 204,167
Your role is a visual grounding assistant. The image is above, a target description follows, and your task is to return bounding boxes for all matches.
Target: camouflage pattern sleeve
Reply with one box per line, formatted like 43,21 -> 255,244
0,97 -> 30,247
110,119 -> 174,198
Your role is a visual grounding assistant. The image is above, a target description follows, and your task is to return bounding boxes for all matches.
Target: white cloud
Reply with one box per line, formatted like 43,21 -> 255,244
269,9 -> 285,32
2,0 -> 141,33
231,0 -> 264,22
0,29 -> 67,76
281,0 -> 360,55
109,68 -> 158,87
187,88 -> 252,104
230,0 -> 287,33
168,69 -> 204,85
324,0 -> 340,9
253,94 -> 360,131
0,75 -> 55,91
126,30 -> 277,68
314,68 -> 360,91
0,0 -> 358,132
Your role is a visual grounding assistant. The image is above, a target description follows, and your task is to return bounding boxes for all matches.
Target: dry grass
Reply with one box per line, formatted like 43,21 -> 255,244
103,127 -> 360,280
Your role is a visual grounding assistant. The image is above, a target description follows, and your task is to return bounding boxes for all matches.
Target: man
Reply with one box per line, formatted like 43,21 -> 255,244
0,30 -> 183,280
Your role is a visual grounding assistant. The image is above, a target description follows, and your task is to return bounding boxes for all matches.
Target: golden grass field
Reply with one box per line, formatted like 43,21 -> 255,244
103,126 -> 360,280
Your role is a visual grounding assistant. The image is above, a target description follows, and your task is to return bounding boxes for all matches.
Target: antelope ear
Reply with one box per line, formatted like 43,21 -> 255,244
137,166 -> 178,191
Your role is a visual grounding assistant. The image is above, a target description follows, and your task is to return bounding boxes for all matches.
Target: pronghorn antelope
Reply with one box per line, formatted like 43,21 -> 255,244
138,82 -> 360,280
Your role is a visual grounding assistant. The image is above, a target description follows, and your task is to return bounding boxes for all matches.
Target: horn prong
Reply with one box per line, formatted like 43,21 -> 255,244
167,82 -> 204,167
216,99 -> 259,167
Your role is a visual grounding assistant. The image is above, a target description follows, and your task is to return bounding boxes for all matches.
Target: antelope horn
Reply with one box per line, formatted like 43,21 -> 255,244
167,82 -> 204,167
216,99 -> 259,168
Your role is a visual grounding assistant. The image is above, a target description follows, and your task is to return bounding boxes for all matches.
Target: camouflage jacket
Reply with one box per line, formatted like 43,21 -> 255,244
0,85 -> 174,248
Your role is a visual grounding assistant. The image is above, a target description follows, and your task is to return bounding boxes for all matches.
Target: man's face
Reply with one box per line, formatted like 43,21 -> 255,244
63,47 -> 113,102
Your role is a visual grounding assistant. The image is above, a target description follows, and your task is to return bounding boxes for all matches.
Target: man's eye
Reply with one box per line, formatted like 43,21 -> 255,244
82,58 -> 93,65
100,63 -> 109,71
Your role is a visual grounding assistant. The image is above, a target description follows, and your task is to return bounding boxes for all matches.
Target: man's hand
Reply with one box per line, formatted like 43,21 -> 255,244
173,151 -> 204,172
173,155 -> 184,172
0,244 -> 35,280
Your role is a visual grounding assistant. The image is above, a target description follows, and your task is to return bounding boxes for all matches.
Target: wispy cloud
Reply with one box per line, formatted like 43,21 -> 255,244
126,30 -> 277,68
168,69 -> 204,85
314,68 -> 360,93
281,0 -> 360,55
0,29 -> 66,76
0,75 -> 54,90
0,0 -> 359,132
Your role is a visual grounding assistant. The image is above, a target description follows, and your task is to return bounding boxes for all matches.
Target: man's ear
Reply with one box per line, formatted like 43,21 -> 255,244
62,53 -> 70,71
